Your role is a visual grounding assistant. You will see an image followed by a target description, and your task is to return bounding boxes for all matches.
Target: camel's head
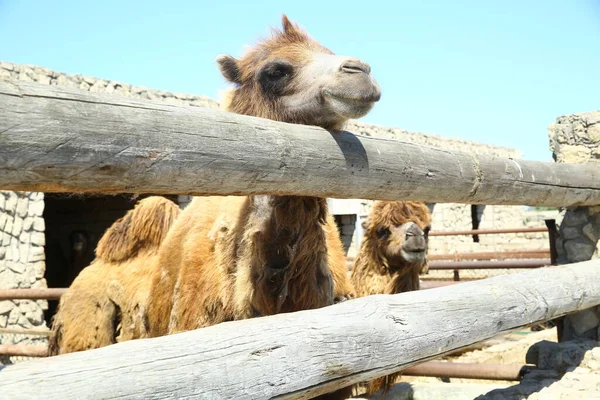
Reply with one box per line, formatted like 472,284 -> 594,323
216,15 -> 381,129
364,201 -> 432,274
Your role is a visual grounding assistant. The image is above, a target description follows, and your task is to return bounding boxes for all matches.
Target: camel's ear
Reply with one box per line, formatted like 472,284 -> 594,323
216,54 -> 242,85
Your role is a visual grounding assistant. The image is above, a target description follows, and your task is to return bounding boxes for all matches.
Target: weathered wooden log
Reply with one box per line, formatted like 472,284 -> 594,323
1,80 -> 600,206
0,260 -> 599,399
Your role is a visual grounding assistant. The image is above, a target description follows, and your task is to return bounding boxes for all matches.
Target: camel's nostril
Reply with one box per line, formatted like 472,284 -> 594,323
340,59 -> 371,75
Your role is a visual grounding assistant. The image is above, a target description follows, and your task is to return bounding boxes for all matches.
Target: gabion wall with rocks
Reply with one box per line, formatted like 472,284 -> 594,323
0,191 -> 48,364
549,110 -> 600,342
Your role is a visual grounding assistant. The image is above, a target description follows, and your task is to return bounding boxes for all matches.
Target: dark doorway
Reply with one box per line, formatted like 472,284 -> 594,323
333,214 -> 356,254
42,193 -> 178,322
470,204 -> 486,242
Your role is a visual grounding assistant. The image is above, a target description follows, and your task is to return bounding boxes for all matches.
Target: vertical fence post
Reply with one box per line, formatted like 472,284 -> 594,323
544,218 -> 564,340
549,112 -> 600,341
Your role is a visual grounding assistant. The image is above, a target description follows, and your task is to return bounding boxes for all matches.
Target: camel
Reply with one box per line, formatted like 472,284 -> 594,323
48,196 -> 181,355
146,14 -> 380,336
143,16 -> 380,399
350,200 -> 432,395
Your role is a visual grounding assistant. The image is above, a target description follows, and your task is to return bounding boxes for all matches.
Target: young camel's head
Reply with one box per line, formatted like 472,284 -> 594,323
364,201 -> 432,275
216,15 -> 381,129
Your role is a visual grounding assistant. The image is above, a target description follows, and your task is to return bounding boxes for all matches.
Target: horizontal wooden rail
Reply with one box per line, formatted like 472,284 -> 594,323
2,81 -> 600,206
402,362 -> 533,381
428,259 -> 551,270
420,280 -> 461,289
347,258 -> 551,271
0,328 -> 51,336
0,345 -> 47,358
347,249 -> 550,263
0,288 -> 66,300
1,260 -> 599,399
428,250 -> 550,261
429,227 -> 548,236
1,284 -> 465,301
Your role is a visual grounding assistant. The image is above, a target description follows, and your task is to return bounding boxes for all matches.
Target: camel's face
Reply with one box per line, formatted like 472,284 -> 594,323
374,221 -> 430,272
216,15 -> 381,129
283,51 -> 381,127
366,201 -> 432,274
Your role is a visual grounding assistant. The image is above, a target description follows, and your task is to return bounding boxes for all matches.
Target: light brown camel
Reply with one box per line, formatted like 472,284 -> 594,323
48,196 -> 181,355
146,14 -> 380,336
144,16 -> 380,400
350,200 -> 432,395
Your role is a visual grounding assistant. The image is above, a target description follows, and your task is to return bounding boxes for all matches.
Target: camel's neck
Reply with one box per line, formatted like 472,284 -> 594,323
386,268 -> 421,293
382,256 -> 422,293
246,195 -> 333,316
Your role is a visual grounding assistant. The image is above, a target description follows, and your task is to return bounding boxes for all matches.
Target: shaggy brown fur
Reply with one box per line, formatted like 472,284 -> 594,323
145,16 -> 378,400
146,196 -> 352,335
351,201 -> 432,395
48,196 -> 180,355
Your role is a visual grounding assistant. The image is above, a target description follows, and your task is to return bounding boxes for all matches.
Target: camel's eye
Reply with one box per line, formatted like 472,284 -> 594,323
264,61 -> 292,80
259,61 -> 294,96
375,226 -> 390,239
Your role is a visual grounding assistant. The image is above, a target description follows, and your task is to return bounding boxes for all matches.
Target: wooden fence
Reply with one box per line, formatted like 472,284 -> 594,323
1,261 -> 599,399
1,80 -> 600,399
2,81 -> 600,205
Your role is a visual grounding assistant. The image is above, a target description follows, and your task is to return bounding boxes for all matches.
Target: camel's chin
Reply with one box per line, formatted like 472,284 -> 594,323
400,250 -> 426,265
323,92 -> 376,119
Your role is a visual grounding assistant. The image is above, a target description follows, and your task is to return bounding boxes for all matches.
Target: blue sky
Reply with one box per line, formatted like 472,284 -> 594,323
1,1 -> 599,161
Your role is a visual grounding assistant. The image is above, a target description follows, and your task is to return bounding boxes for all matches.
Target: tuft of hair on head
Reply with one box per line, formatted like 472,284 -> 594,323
272,14 -> 310,43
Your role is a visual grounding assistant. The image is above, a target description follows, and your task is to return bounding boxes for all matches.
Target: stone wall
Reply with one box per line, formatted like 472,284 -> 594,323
548,110 -> 600,342
0,61 -> 219,109
346,121 -> 520,159
549,111 -> 600,265
0,191 -> 48,364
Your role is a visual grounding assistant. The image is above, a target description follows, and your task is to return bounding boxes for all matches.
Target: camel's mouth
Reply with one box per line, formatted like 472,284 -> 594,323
385,249 -> 426,273
323,89 -> 381,103
400,249 -> 427,264
322,89 -> 380,119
